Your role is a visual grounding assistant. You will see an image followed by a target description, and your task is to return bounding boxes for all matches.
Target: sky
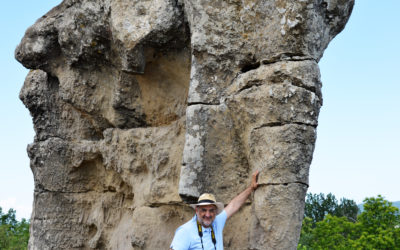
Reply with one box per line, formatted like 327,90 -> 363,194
0,1 -> 399,220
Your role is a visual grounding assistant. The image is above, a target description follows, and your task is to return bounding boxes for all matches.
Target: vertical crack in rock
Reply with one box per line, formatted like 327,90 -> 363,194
16,0 -> 354,249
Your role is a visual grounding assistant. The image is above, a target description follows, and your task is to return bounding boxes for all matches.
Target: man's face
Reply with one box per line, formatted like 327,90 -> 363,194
195,204 -> 217,228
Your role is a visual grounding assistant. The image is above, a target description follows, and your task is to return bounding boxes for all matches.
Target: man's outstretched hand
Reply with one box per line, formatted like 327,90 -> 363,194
251,170 -> 259,191
225,170 -> 260,218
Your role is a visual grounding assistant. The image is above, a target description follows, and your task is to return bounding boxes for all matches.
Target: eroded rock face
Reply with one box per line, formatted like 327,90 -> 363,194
16,0 -> 353,249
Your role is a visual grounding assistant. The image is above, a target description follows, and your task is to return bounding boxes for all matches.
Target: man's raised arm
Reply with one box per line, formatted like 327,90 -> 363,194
224,170 -> 259,219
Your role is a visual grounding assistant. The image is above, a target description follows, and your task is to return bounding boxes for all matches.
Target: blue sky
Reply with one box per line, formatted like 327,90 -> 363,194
1,1 -> 399,220
308,1 -> 400,203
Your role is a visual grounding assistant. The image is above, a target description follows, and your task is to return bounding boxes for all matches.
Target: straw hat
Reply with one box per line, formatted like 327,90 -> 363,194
190,193 -> 224,214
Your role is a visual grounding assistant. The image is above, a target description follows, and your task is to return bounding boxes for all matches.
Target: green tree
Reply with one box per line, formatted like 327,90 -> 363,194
298,195 -> 400,250
299,215 -> 356,250
304,193 -> 358,226
335,197 -> 359,222
0,206 -> 30,250
352,195 -> 400,249
298,216 -> 314,248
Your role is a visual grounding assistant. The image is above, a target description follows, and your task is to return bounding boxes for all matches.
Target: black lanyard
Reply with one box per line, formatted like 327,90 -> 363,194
196,219 -> 216,250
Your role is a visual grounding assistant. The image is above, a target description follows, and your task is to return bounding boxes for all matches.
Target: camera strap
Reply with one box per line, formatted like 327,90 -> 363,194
197,219 -> 216,250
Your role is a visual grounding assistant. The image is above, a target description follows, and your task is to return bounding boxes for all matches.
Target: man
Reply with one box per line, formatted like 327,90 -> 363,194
170,170 -> 259,250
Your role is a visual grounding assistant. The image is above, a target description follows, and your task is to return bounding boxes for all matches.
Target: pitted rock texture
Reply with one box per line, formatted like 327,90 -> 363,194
16,0 -> 353,249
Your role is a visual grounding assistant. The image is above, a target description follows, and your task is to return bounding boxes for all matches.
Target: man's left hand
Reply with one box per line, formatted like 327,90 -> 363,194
251,170 -> 259,191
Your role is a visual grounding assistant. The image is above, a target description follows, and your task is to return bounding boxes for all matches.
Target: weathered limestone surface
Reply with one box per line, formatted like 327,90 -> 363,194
16,0 -> 353,249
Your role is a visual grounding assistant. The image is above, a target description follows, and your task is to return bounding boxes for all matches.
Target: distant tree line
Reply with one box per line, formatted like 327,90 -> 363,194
299,193 -> 400,249
0,207 -> 29,249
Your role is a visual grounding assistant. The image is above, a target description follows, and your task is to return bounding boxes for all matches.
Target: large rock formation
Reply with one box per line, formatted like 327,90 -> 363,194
16,0 -> 353,249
